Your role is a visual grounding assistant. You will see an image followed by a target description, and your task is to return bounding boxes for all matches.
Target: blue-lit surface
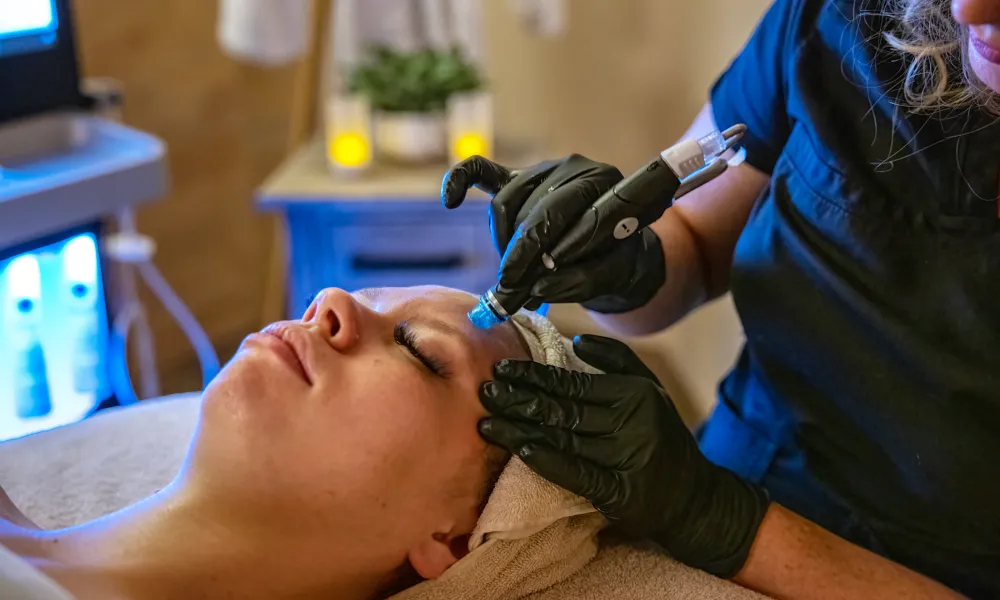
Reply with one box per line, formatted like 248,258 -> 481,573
468,295 -> 505,330
0,232 -> 110,442
0,0 -> 59,57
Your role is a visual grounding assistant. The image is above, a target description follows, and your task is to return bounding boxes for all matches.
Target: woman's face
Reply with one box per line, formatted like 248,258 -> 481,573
953,0 -> 1000,93
186,286 -> 527,578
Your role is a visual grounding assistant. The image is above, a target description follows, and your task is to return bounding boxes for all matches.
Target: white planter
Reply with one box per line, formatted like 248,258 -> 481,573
374,112 -> 446,164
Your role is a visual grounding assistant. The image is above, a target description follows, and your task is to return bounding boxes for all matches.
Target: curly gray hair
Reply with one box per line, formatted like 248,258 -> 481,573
884,0 -> 1000,115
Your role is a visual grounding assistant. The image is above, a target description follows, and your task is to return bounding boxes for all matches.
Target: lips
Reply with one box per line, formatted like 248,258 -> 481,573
255,326 -> 312,384
971,34 -> 1000,66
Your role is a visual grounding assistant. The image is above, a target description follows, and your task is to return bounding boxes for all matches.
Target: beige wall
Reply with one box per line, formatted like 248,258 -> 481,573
482,0 -> 773,423
485,0 -> 773,169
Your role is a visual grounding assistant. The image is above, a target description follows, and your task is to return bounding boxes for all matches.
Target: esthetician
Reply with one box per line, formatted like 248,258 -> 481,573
441,0 -> 1000,598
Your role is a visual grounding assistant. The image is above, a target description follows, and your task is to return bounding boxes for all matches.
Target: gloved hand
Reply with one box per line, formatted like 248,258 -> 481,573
478,334 -> 770,578
441,155 -> 666,314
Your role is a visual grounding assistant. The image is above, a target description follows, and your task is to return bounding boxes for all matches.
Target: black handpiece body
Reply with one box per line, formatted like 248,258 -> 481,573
548,156 -> 683,266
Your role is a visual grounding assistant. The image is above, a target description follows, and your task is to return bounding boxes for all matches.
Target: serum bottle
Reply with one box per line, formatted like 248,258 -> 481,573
7,255 -> 52,419
63,235 -> 102,395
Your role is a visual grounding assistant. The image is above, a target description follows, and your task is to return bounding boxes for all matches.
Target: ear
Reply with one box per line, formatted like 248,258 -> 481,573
407,531 -> 472,580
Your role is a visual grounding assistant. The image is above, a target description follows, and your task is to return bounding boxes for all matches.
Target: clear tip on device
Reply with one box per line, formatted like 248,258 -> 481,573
696,130 -> 729,161
697,124 -> 747,162
661,123 -> 748,180
468,289 -> 509,330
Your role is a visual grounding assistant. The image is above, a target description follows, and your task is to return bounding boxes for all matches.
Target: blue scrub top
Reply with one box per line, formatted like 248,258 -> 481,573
699,0 -> 1000,596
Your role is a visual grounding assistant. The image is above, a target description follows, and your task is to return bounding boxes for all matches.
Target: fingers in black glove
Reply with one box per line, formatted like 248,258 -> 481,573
445,153 -> 675,315
519,444 -> 613,504
486,159 -> 563,253
479,421 -> 614,503
441,155 -> 513,209
527,241 -> 644,305
475,341 -> 771,579
478,417 -> 622,471
480,377 -> 628,434
496,159 -> 623,290
571,335 -> 660,382
525,227 -> 665,315
441,156 -> 566,256
490,355 -> 655,412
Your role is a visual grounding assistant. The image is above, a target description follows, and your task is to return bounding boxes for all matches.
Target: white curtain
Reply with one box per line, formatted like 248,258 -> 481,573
331,0 -> 485,78
217,0 -> 312,66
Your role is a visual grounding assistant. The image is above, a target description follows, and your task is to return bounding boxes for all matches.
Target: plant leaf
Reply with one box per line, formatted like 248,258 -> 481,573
346,46 -> 484,112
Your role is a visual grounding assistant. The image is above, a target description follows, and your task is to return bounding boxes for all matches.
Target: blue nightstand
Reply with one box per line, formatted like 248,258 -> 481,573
257,141 -> 534,319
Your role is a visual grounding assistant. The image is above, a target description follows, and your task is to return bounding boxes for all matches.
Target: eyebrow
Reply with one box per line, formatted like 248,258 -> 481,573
355,288 -> 470,343
408,314 -> 464,340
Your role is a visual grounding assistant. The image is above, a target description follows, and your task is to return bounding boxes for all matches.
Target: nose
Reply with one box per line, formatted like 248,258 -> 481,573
953,0 -> 1000,25
302,288 -> 361,352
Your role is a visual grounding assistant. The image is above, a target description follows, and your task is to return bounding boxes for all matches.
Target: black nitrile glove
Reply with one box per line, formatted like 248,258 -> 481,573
478,334 -> 770,578
441,155 -> 666,314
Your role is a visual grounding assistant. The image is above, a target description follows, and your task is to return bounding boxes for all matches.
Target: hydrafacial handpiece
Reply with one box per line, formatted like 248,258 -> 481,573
469,124 -> 746,329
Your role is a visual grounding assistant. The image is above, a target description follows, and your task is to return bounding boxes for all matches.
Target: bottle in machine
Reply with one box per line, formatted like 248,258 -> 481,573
6,254 -> 52,419
62,234 -> 102,395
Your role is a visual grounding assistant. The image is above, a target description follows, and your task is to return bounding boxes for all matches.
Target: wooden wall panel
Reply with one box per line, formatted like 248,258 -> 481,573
72,0 -> 298,393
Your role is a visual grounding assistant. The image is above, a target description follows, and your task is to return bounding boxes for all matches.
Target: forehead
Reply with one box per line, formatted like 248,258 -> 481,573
354,285 -> 477,315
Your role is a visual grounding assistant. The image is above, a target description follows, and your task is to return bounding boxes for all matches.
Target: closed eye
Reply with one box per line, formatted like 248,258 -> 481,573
394,322 -> 450,378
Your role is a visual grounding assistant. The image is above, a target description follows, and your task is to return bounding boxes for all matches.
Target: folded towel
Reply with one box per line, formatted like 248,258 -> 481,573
390,311 -> 608,600
524,538 -> 771,600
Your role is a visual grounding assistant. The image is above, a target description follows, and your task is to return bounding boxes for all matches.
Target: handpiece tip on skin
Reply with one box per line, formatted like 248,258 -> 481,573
468,299 -> 504,330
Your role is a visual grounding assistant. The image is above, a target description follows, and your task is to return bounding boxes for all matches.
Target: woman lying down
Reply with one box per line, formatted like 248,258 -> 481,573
0,286 -> 763,600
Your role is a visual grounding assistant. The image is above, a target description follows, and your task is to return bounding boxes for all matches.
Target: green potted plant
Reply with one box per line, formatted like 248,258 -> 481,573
347,46 -> 483,163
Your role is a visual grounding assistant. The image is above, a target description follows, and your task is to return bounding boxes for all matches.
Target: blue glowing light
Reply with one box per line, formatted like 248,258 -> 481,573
7,254 -> 42,302
468,296 -> 504,330
63,234 -> 98,286
0,0 -> 57,38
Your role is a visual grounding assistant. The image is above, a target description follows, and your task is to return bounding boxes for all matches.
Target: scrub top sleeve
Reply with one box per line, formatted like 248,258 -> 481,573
710,0 -> 808,174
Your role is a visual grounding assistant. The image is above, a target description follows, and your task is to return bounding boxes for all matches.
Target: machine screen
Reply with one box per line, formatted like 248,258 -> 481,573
0,231 -> 111,442
0,0 -> 60,58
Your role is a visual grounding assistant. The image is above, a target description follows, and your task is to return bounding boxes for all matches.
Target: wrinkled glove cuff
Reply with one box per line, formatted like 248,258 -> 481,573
655,469 -> 771,580
697,481 -> 771,579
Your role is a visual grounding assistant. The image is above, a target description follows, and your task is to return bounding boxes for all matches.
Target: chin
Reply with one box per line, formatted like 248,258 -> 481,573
970,57 -> 1000,95
201,348 -> 291,423
190,352 -> 295,481
969,36 -> 1000,95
